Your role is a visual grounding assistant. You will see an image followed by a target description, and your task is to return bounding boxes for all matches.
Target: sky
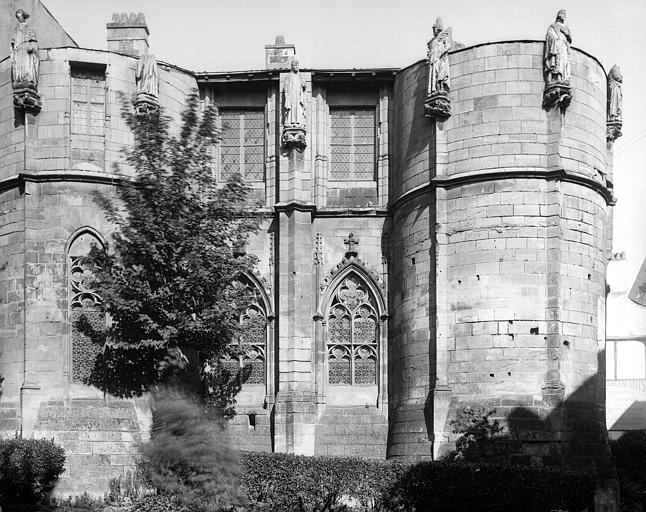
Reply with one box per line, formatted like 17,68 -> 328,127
43,0 -> 646,287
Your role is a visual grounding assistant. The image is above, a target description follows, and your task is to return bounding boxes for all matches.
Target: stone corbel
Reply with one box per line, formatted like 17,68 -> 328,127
134,93 -> 159,116
606,120 -> 622,142
424,91 -> 452,120
282,125 -> 307,151
542,82 -> 571,114
13,85 -> 41,114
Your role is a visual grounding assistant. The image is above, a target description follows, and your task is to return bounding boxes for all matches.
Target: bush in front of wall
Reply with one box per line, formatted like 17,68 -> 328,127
0,437 -> 66,511
241,451 -> 596,512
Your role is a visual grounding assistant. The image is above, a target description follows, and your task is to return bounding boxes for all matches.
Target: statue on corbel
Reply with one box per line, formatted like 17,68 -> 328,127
543,9 -> 572,113
11,9 -> 42,113
282,59 -> 307,151
135,52 -> 160,115
425,17 -> 452,120
607,64 -> 623,142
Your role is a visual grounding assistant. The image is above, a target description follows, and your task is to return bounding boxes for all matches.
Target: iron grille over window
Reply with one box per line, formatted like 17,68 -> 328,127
219,110 -> 265,182
71,69 -> 105,135
330,109 -> 376,181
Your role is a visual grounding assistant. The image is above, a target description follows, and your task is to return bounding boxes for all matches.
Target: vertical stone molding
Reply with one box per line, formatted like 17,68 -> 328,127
607,64 -> 623,142
425,17 -> 452,120
11,9 -> 41,113
106,12 -> 150,57
543,9 -> 572,113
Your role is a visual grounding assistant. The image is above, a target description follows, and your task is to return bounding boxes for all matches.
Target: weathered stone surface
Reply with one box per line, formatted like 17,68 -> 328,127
0,13 -> 616,503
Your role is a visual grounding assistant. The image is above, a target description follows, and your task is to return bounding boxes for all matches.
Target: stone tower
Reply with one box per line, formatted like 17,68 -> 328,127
388,41 -> 614,472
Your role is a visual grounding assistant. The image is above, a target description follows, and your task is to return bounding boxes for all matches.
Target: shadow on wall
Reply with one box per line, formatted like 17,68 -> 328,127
435,349 -> 615,481
609,401 -> 646,433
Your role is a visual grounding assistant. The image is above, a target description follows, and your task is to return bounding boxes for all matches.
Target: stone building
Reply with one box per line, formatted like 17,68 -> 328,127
606,254 -> 646,436
0,1 -> 622,496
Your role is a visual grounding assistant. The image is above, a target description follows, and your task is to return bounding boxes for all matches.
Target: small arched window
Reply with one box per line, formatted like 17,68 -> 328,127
327,275 -> 378,385
68,231 -> 105,383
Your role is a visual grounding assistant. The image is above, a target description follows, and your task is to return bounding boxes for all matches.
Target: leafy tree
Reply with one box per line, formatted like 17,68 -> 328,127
81,92 -> 259,415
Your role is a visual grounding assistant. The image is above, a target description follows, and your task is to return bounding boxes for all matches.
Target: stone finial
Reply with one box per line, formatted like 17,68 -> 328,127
107,12 -> 150,57
344,233 -> 360,258
265,35 -> 296,70
543,9 -> 572,113
607,64 -> 623,141
425,17 -> 452,120
11,9 -> 42,113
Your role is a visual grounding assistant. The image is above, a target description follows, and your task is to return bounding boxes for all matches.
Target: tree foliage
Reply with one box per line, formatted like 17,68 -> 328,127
82,93 -> 259,409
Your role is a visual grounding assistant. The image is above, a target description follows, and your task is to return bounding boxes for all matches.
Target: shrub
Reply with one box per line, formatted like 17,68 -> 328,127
137,387 -> 246,511
53,492 -> 105,511
448,405 -> 505,461
0,437 -> 66,511
241,452 -> 596,512
383,461 -> 595,512
610,431 -> 646,511
242,452 -> 403,511
130,495 -> 190,512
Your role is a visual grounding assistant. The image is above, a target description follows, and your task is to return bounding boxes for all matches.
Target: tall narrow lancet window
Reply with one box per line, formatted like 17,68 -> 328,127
220,279 -> 268,385
327,275 -> 379,385
68,232 -> 105,383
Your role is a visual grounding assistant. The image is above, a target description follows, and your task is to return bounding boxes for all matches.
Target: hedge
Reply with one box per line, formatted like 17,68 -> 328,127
241,452 -> 596,512
0,437 -> 66,511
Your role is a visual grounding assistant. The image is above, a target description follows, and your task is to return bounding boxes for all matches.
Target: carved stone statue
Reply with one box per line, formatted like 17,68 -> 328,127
282,59 -> 307,150
283,59 -> 306,127
135,53 -> 159,115
544,9 -> 571,85
427,17 -> 451,95
11,9 -> 41,112
607,64 -> 623,141
424,17 -> 452,120
543,10 -> 572,113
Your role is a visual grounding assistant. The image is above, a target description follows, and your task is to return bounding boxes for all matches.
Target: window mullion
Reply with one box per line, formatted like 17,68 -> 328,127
239,113 -> 245,179
350,112 -> 356,180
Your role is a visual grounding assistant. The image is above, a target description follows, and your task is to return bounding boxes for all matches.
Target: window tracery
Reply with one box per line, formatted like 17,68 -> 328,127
221,280 -> 268,385
327,275 -> 378,385
69,249 -> 104,383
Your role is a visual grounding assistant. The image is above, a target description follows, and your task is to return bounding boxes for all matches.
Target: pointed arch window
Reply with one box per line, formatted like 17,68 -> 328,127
327,275 -> 379,385
220,279 -> 268,385
68,232 -> 105,383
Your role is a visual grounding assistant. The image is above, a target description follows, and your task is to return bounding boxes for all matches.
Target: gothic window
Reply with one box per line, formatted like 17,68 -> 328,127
220,280 -> 268,385
327,275 -> 378,385
219,110 -> 265,183
68,233 -> 105,383
71,68 -> 105,135
330,108 -> 376,181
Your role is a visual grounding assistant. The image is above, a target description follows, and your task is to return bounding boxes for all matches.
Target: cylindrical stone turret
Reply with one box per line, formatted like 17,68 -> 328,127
388,41 -> 613,471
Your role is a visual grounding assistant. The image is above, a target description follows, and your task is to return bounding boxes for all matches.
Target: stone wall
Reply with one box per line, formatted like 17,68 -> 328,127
0,46 -> 197,496
0,31 -> 618,497
389,42 -> 613,468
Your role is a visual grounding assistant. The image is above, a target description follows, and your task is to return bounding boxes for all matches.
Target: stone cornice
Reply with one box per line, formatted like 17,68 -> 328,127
389,168 -> 616,212
273,201 -> 317,214
315,207 -> 389,218
0,171 -> 127,192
